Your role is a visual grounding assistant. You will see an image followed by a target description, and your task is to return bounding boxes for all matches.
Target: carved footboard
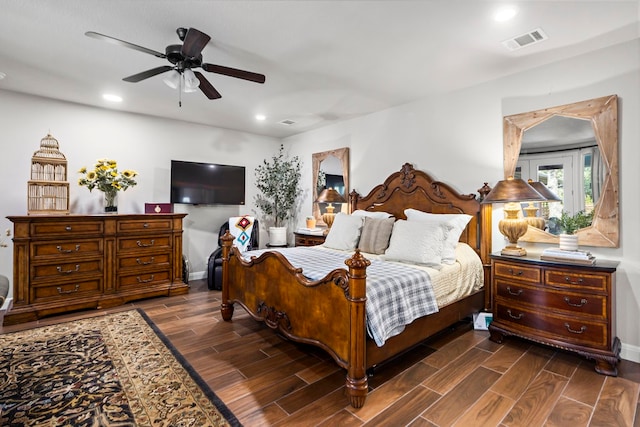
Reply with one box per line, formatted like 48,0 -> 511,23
219,232 -> 371,408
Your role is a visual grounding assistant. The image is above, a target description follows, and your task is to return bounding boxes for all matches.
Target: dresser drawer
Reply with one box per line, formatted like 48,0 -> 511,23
494,302 -> 608,349
545,270 -> 608,292
31,259 -> 103,282
493,261 -> 541,283
495,280 -> 606,319
118,270 -> 171,289
118,253 -> 171,270
31,239 -> 103,259
31,220 -> 104,237
117,236 -> 172,252
31,279 -> 102,303
117,219 -> 173,233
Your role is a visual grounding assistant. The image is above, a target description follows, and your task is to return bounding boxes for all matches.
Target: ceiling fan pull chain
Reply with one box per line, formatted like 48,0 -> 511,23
179,73 -> 183,107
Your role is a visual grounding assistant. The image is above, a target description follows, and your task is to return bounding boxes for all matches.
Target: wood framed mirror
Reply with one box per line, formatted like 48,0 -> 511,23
312,147 -> 349,222
503,95 -> 618,247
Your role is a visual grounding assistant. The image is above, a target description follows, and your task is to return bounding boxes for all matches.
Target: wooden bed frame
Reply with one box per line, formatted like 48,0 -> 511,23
220,163 -> 492,408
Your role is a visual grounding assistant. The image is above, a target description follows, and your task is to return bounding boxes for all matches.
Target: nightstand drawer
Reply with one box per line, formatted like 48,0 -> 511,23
545,270 -> 608,292
495,280 -> 606,319
294,233 -> 326,247
493,261 -> 541,283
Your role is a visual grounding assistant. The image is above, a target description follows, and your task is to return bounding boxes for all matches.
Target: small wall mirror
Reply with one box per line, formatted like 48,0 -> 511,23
503,95 -> 619,247
312,148 -> 350,222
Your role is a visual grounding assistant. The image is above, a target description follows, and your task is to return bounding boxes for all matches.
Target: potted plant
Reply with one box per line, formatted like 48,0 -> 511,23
557,210 -> 594,250
254,144 -> 302,246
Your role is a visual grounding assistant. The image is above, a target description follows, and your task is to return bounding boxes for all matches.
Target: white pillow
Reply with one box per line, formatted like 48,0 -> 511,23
404,209 -> 472,264
383,220 -> 445,268
352,210 -> 394,219
323,213 -> 364,251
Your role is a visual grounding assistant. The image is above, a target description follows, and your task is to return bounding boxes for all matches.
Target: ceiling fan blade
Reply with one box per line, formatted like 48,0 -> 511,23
194,72 -> 222,99
202,63 -> 266,84
123,66 -> 173,82
181,28 -> 211,58
85,31 -> 166,58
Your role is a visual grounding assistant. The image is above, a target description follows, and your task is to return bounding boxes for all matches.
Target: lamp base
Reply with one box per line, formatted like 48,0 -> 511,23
501,245 -> 527,256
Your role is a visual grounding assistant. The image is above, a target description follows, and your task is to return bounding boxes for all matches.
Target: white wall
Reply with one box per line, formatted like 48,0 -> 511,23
285,39 -> 640,361
0,91 -> 281,300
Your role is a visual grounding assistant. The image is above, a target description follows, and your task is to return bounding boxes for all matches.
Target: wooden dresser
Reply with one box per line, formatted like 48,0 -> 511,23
5,214 -> 189,325
489,253 -> 620,375
294,232 -> 326,247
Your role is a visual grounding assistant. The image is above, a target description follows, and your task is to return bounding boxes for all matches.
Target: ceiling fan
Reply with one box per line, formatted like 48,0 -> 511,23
85,27 -> 265,101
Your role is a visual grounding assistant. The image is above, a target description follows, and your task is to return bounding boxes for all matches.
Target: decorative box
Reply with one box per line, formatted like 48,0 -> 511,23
145,203 -> 173,214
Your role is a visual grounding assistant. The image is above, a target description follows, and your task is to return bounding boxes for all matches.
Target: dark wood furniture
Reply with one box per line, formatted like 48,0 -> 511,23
293,232 -> 326,247
220,163 -> 492,408
489,253 -> 620,375
5,214 -> 189,325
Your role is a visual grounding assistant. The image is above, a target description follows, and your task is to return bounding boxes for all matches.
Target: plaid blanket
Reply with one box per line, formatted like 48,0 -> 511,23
243,247 -> 438,346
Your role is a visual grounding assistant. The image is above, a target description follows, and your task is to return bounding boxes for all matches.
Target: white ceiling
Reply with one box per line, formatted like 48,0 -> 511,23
1,1 -> 638,139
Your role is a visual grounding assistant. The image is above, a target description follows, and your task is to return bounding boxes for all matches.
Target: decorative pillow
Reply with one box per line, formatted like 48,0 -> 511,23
352,210 -> 394,219
229,216 -> 255,253
404,209 -> 472,264
323,213 -> 364,251
382,220 -> 445,268
357,216 -> 395,254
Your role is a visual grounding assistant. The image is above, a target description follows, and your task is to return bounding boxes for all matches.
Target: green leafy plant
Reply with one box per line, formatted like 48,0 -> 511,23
254,145 -> 302,227
558,210 -> 594,235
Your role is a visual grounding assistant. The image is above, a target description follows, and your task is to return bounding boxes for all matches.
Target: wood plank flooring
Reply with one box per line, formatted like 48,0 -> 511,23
3,279 -> 640,426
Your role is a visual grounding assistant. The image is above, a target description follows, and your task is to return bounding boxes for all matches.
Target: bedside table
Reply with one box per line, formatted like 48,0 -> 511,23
294,232 -> 326,247
489,253 -> 620,376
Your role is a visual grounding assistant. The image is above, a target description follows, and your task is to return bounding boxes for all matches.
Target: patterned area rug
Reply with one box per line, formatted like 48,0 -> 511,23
0,309 -> 241,426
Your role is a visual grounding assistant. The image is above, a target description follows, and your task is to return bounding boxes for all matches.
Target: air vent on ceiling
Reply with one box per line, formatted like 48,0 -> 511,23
502,28 -> 548,51
279,119 -> 296,126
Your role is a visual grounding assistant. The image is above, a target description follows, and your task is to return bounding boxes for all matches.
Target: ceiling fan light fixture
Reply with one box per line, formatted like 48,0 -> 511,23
163,70 -> 181,89
183,69 -> 200,91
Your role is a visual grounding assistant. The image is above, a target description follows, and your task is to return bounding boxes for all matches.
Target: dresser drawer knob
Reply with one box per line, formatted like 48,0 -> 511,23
507,268 -> 524,276
56,245 -> 80,253
136,239 -> 155,247
564,276 -> 584,284
143,223 -> 150,228
564,323 -> 587,334
65,226 -> 72,231
56,264 -> 80,274
506,286 -> 523,296
136,275 -> 155,283
136,257 -> 155,265
507,309 -> 524,320
56,284 -> 80,294
564,296 -> 588,307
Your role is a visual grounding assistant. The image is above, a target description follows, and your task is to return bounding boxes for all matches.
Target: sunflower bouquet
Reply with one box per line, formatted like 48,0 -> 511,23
78,159 -> 138,209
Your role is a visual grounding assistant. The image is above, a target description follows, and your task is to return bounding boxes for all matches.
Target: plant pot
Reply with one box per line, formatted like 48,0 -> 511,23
268,226 -> 287,247
559,234 -> 579,251
305,218 -> 317,228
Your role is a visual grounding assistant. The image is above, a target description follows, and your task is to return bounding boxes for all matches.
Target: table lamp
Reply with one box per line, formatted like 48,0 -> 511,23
482,177 -> 545,256
316,188 -> 346,228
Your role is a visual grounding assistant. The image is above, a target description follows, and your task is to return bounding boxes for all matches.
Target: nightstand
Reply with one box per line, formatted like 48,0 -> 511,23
294,232 -> 326,247
489,253 -> 620,376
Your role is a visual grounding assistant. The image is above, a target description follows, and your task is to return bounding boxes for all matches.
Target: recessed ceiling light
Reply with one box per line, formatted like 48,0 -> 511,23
494,6 -> 517,22
0,72 -> 6,80
255,114 -> 266,121
103,93 -> 122,103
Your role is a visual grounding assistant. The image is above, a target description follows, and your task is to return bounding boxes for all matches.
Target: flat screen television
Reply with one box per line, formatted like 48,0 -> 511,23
170,160 -> 245,205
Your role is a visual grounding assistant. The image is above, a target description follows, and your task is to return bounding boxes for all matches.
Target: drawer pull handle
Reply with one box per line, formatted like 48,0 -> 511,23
136,275 -> 155,283
507,268 -> 524,276
564,323 -> 587,334
57,264 -> 80,274
65,226 -> 72,231
136,257 -> 155,265
143,223 -> 149,228
564,276 -> 584,285
564,297 -> 588,307
56,284 -> 80,294
506,286 -> 523,296
507,309 -> 523,320
56,245 -> 80,253
136,239 -> 155,247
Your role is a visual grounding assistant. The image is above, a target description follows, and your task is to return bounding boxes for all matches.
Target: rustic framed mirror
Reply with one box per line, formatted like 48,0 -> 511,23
312,147 -> 349,222
503,95 -> 619,247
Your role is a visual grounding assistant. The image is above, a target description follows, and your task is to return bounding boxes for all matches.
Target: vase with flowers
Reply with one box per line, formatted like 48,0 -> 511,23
78,159 -> 138,213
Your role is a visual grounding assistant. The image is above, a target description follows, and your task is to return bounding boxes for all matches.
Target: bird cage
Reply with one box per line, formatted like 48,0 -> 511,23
27,133 -> 69,214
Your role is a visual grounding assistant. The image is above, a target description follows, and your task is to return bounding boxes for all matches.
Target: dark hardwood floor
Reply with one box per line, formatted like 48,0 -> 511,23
2,279 -> 639,426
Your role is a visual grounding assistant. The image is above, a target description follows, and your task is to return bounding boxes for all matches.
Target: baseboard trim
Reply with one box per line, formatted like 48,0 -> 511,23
621,342 -> 640,363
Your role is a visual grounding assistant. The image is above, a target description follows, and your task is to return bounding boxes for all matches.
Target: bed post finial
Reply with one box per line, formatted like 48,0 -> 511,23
220,231 -> 235,321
